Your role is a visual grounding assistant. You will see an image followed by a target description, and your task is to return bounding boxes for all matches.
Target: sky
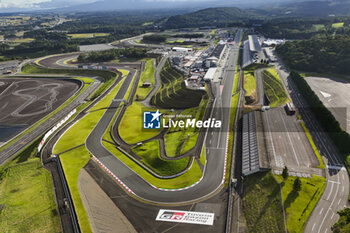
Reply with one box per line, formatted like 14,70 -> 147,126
0,0 -> 95,9
0,0 -> 208,9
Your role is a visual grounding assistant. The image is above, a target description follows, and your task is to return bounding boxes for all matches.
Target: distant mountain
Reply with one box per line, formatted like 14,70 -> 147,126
45,0 -> 309,13
162,7 -> 257,29
250,0 -> 350,17
1,0 -> 349,17
55,0 -> 219,12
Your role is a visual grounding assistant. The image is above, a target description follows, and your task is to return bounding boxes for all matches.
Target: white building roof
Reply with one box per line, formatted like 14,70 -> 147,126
248,35 -> 262,52
203,68 -> 217,81
207,56 -> 219,61
172,47 -> 192,52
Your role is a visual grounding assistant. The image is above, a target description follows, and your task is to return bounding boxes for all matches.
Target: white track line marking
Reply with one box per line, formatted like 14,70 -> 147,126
265,112 -> 278,167
328,180 -> 340,184
319,208 -> 323,215
318,173 -> 340,233
326,183 -> 334,201
279,111 -> 300,166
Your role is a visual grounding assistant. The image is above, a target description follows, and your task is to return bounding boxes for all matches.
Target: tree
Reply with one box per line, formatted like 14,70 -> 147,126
282,166 -> 289,179
332,208 -> 350,233
293,177 -> 301,192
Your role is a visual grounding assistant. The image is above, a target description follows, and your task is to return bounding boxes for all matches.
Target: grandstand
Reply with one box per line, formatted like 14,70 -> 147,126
242,111 -> 261,176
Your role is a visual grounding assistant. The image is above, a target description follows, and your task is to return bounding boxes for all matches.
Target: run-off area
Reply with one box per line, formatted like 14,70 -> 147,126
0,78 -> 80,144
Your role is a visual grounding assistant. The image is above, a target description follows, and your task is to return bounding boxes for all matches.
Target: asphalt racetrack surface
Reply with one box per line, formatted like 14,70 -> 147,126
84,30 -> 242,203
0,78 -> 80,143
37,53 -> 81,69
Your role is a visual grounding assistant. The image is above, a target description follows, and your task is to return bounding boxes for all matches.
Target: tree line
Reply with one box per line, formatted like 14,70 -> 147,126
0,29 -> 78,58
276,35 -> 350,75
290,71 -> 350,169
261,18 -> 350,39
77,48 -> 148,63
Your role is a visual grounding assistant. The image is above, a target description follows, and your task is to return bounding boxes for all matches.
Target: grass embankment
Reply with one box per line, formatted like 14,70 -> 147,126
242,171 -> 285,232
243,70 -> 256,104
118,102 -> 164,144
10,38 -> 34,43
300,119 -> 326,169
244,71 -> 256,96
332,22 -> 344,28
167,39 -> 185,44
68,33 -> 110,38
275,175 -> 326,233
262,68 -> 289,107
131,140 -> 189,176
312,24 -> 325,31
0,139 -> 60,232
243,171 -> 326,233
53,71 -> 127,233
59,147 -> 92,233
103,137 -> 202,189
164,94 -> 209,157
225,93 -> 240,185
225,67 -> 240,185
151,59 -> 206,109
135,58 -> 155,101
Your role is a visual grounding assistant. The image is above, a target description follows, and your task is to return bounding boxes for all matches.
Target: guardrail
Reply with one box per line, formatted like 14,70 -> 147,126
56,155 -> 81,233
225,35 -> 244,233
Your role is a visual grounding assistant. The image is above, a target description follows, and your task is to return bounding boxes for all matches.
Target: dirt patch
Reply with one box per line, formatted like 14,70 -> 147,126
78,168 -> 136,233
244,90 -> 257,105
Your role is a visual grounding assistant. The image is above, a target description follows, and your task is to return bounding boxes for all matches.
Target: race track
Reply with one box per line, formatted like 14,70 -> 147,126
39,30 -> 242,204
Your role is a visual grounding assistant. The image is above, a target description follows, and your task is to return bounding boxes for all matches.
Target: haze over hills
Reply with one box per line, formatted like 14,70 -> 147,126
251,0 -> 350,16
163,7 -> 256,29
0,0 -> 350,16
0,0 -> 334,13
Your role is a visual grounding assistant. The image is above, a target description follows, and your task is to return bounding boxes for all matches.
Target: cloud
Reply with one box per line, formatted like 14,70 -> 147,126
0,0 -> 95,9
0,0 -> 51,8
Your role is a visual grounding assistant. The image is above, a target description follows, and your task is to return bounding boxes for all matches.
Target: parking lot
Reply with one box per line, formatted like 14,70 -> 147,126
306,76 -> 350,133
260,107 -> 319,172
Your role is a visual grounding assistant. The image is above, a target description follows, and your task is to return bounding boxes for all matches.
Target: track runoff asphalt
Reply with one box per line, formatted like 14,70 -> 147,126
272,54 -> 349,233
83,30 -> 242,204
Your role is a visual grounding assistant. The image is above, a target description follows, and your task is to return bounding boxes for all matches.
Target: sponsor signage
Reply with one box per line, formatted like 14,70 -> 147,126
156,209 -> 215,226
143,110 -> 221,130
143,110 -> 161,129
37,109 -> 77,152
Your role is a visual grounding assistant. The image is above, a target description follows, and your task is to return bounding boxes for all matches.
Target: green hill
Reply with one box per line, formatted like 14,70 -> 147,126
163,7 -> 254,29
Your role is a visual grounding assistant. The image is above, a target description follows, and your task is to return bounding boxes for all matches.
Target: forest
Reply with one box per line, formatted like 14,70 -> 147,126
77,48 -> 148,62
276,35 -> 350,75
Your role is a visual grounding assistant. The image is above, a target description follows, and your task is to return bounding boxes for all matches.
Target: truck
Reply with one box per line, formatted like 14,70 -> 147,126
285,102 -> 296,115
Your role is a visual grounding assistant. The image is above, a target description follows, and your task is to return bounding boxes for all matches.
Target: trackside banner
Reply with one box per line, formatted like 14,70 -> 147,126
156,209 -> 215,226
37,109 -> 77,152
